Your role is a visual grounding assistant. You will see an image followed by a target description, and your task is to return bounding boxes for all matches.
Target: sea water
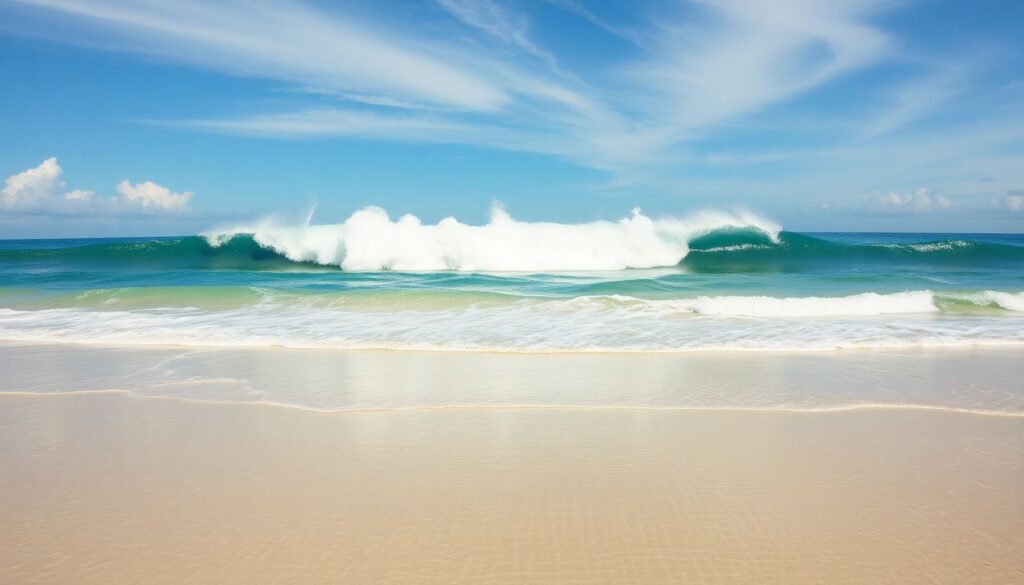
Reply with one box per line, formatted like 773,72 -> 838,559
1,207 -> 1022,352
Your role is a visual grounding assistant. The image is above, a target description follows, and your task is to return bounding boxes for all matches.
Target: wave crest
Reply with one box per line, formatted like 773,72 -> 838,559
204,205 -> 781,272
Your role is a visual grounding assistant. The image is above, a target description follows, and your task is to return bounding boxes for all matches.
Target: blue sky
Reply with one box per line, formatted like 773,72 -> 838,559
1,0 -> 1022,237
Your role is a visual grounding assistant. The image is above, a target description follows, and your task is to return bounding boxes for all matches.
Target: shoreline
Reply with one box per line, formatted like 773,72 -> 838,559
2,332 -> 1023,355
2,342 -> 1023,414
3,389 -> 1024,418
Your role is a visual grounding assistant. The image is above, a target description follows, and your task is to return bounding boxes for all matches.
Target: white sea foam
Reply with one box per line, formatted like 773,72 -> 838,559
660,291 -> 938,317
877,240 -> 974,252
1,291 -> 1021,352
909,240 -> 973,252
947,291 -> 1024,311
690,243 -> 773,253
204,205 -> 781,271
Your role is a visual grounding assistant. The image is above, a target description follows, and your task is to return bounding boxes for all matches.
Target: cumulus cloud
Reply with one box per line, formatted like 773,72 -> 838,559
116,180 -> 192,211
1,158 -> 193,215
2,157 -> 65,208
870,188 -> 952,213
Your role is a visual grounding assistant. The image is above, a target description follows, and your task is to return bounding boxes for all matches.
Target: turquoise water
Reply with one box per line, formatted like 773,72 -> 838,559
1,225 -> 1022,352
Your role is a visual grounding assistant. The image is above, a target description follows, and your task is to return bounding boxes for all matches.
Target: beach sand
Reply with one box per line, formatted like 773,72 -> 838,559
1,389 -> 1022,584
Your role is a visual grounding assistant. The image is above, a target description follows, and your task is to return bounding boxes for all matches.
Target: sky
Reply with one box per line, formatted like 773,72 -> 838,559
1,0 -> 1023,237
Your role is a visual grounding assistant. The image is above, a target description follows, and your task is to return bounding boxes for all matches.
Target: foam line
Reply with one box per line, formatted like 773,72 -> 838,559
1,390 -> 1021,418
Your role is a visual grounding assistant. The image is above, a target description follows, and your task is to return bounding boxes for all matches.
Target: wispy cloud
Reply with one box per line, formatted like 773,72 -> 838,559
541,0 -> 646,47
856,65 -> 969,140
10,0 -> 508,110
172,109 -> 480,140
822,186 -> 1024,217
435,0 -> 557,68
9,0 -> 1005,182
628,0 -> 891,132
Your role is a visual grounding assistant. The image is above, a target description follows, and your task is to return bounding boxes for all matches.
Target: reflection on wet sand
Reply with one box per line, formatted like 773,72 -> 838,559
1,393 -> 1022,584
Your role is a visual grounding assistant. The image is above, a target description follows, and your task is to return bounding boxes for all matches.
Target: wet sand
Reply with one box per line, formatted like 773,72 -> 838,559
1,392 -> 1022,584
2,342 -> 1024,414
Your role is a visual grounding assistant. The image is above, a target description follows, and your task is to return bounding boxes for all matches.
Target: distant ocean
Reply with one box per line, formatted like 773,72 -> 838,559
1,208 -> 1022,352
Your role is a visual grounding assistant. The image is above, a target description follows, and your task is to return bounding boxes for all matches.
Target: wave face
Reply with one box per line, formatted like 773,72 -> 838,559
0,233 -> 319,271
1,206 -> 1022,353
682,231 -> 1024,273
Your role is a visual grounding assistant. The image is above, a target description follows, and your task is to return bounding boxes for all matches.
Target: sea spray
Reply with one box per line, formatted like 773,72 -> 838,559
2,213 -> 1020,273
203,204 -> 781,271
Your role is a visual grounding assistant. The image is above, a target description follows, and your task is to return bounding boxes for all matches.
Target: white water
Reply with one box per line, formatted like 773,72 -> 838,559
656,291 -> 938,317
204,205 -> 781,271
1,290 -> 1021,352
952,291 -> 1024,312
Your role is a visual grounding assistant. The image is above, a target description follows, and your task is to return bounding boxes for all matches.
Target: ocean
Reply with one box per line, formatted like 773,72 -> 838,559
1,208 -> 1022,353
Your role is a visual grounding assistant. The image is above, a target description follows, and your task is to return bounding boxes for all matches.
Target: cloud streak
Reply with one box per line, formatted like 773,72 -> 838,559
628,0 -> 891,131
435,0 -> 557,68
8,0 -> 1012,188
10,0 -> 508,110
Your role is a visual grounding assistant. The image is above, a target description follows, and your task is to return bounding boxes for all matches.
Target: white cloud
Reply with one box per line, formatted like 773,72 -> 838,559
540,0 -> 644,47
179,108 -> 478,140
116,180 -> 192,211
12,0 -> 507,111
64,189 -> 95,201
436,0 -> 556,67
820,187 -> 958,215
1,158 -> 192,215
10,0 -> 900,172
629,0 -> 891,132
992,191 -> 1024,212
2,157 -> 65,208
821,185 -> 1024,219
871,188 -> 953,213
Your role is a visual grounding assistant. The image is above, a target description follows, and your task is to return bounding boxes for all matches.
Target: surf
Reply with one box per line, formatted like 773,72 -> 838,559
203,205 -> 781,272
1,206 -> 1021,274
1,289 -> 1022,353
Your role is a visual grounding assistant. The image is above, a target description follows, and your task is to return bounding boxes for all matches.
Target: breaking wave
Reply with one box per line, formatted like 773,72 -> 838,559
1,206 -> 1021,273
203,205 -> 780,271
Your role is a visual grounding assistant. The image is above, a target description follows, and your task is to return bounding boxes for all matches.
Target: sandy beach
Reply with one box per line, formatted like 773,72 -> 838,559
1,346 -> 1022,584
4,0 -> 1024,582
